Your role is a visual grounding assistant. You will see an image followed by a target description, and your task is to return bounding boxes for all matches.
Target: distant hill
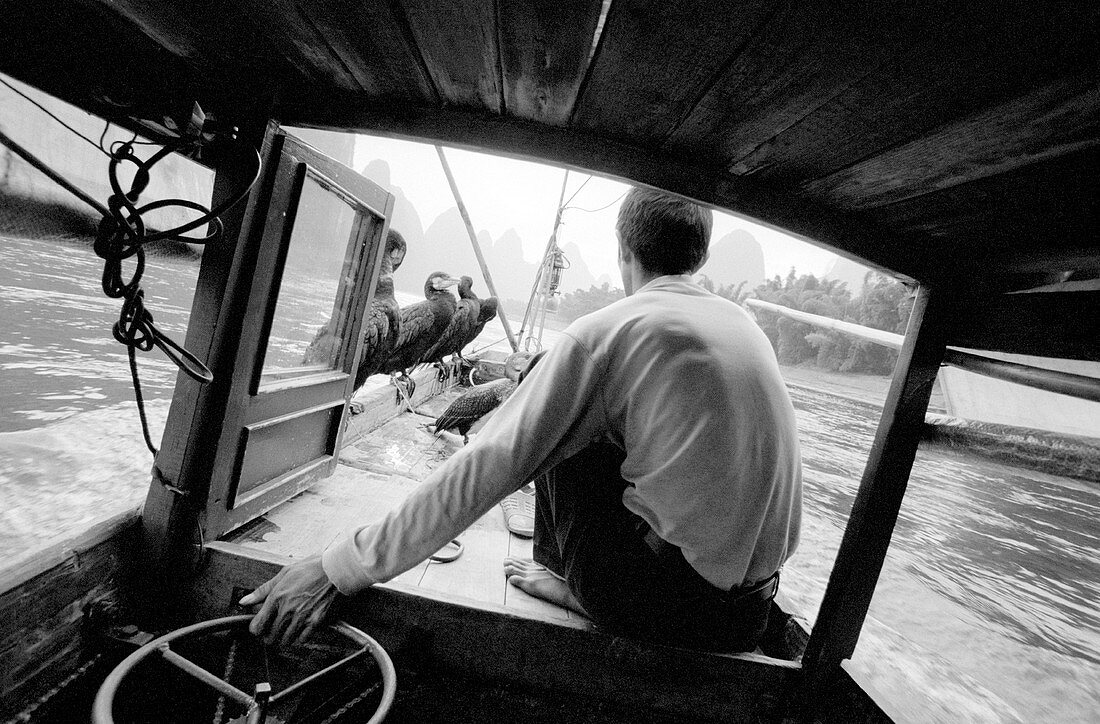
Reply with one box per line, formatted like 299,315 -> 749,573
697,229 -> 765,291
358,159 -> 607,306
823,256 -> 875,298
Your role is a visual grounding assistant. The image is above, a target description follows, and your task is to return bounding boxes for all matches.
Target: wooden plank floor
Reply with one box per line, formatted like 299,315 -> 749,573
225,385 -> 576,624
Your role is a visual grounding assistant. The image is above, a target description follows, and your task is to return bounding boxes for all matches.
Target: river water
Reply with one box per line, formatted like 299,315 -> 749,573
1,235 -> 1097,721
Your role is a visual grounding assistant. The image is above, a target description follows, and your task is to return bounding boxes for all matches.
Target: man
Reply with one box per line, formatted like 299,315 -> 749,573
243,187 -> 802,652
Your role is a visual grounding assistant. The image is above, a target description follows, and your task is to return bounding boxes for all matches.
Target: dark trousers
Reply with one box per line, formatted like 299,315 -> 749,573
532,442 -> 772,652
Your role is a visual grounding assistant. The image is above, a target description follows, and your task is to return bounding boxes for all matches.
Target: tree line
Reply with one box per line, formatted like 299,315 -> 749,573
554,270 -> 914,375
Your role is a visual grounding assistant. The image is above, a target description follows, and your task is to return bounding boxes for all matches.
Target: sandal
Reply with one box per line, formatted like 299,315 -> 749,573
429,538 -> 464,562
500,483 -> 536,538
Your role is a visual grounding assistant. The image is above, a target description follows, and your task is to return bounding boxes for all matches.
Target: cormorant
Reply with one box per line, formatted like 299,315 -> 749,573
469,296 -> 498,345
430,350 -> 542,443
382,271 -> 461,378
351,229 -> 408,390
455,281 -> 498,362
419,275 -> 480,367
302,228 -> 407,373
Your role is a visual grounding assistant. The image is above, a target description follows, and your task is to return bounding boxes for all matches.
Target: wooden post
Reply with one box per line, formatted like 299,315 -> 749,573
138,110 -> 278,624
434,145 -> 518,351
798,285 -> 948,713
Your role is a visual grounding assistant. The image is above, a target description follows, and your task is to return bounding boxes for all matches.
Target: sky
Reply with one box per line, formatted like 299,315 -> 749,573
353,134 -> 839,283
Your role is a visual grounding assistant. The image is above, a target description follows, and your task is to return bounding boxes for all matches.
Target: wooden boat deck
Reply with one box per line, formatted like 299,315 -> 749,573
223,383 -> 580,627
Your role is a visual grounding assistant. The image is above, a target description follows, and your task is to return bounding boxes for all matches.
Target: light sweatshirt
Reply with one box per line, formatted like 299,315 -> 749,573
322,275 -> 802,593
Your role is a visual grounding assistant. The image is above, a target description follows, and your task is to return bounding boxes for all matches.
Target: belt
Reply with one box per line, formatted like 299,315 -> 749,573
726,570 -> 780,605
641,524 -> 780,604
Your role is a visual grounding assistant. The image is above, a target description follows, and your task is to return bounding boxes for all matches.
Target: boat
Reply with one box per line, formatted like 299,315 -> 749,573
743,298 -> 1100,440
1,3 -> 1097,722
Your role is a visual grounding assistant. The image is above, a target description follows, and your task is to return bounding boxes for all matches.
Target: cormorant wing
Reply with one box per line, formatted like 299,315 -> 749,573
433,378 -> 515,435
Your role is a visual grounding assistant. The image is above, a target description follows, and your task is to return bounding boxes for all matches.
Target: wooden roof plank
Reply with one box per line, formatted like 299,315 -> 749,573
0,0 -> 209,122
802,73 -> 1100,210
665,3 -> 922,167
229,0 -> 363,91
398,0 -> 502,111
297,0 -> 438,100
88,0 -> 312,89
571,0 -> 778,144
731,4 -> 1100,184
497,0 -> 605,125
866,147 -> 1100,253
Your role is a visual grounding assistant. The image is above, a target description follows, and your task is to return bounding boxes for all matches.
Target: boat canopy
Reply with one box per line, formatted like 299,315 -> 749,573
2,2 -> 1096,314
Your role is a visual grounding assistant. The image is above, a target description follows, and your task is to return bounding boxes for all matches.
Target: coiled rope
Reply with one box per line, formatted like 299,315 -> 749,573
0,116 -> 260,455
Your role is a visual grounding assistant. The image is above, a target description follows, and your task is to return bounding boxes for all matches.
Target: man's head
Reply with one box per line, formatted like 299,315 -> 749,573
615,188 -> 712,289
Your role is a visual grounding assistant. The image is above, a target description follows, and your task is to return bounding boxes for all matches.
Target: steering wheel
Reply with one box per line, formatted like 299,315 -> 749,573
92,615 -> 396,724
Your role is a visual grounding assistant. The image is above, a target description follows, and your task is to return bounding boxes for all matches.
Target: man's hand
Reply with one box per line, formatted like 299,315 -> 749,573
239,556 -> 339,647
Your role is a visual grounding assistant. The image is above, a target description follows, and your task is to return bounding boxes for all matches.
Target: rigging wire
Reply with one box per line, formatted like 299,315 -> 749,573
565,190 -> 627,214
0,75 -> 112,158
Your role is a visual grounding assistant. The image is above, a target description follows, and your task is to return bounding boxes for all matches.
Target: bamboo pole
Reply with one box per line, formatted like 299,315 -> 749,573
434,145 -> 517,352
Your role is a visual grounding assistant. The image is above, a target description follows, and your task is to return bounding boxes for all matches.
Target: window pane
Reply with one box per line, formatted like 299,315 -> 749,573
261,174 -> 359,384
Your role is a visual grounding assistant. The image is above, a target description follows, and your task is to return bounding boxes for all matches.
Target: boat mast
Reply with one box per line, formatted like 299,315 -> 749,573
434,145 -> 518,352
517,170 -> 570,351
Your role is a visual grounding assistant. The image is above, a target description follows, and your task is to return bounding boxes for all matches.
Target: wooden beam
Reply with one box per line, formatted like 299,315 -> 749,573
191,542 -> 807,723
0,516 -> 138,714
284,100 -> 928,284
944,290 -> 1100,361
139,113 -> 279,610
799,285 -> 948,713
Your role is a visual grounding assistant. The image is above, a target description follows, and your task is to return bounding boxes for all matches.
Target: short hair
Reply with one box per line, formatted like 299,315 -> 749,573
616,188 -> 712,275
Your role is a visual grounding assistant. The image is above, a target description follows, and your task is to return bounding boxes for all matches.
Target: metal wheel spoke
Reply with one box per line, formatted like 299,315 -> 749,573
157,643 -> 254,706
270,648 -> 370,705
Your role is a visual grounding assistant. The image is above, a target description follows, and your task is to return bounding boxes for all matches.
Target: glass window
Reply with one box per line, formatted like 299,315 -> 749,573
260,174 -> 360,384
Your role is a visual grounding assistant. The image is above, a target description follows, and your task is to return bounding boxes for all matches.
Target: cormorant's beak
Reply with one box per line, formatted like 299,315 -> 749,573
439,275 -> 460,288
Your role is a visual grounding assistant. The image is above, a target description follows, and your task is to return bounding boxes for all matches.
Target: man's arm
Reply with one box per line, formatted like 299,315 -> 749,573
243,333 -> 605,643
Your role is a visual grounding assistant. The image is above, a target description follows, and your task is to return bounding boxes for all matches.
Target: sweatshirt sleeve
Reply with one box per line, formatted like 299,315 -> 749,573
322,333 -> 606,594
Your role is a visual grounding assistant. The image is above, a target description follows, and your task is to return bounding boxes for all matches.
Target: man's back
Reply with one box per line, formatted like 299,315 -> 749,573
568,275 -> 802,589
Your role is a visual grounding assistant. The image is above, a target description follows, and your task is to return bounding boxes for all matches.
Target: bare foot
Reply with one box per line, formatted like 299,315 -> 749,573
503,558 -> 588,617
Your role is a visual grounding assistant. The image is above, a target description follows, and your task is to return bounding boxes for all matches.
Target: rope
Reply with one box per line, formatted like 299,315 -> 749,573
3,653 -> 104,724
91,133 -> 260,455
211,637 -> 239,724
319,681 -> 382,724
0,115 -> 261,456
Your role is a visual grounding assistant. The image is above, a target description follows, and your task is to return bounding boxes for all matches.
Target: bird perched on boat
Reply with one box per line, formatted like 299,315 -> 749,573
419,275 -> 481,368
468,296 -> 498,347
382,271 -> 461,381
429,350 -> 542,444
302,230 -> 407,399
350,229 -> 408,391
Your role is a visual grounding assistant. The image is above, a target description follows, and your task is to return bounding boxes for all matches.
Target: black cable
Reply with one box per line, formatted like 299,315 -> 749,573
0,91 -> 262,455
95,135 -> 261,454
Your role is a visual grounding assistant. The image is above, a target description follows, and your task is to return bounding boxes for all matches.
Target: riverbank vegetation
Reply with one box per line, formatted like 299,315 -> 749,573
552,270 -> 914,375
